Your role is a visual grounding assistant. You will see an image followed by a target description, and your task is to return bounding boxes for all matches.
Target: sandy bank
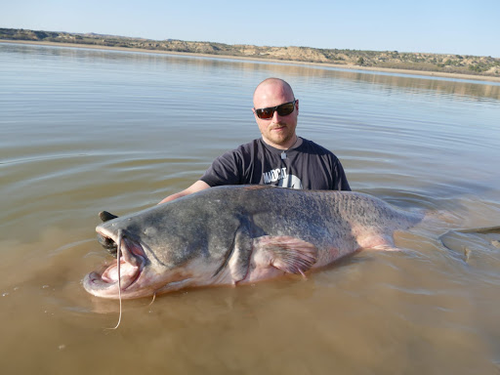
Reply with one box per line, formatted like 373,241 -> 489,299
2,39 -> 500,83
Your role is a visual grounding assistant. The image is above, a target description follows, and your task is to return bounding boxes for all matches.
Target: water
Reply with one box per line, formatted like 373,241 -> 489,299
1,42 -> 500,374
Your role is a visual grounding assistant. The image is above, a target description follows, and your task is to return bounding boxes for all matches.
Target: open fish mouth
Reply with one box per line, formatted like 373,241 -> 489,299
83,229 -> 147,298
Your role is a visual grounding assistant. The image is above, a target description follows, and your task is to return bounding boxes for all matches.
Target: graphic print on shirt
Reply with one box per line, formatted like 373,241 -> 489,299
262,167 -> 303,189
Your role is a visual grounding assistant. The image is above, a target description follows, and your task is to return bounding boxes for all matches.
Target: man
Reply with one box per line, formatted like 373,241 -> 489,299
159,77 -> 350,203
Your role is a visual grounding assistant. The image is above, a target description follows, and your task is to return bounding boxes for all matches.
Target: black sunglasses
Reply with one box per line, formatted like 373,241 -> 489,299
254,100 -> 297,119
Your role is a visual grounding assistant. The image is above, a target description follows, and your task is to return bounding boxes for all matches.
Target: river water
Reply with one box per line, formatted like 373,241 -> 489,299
1,42 -> 500,374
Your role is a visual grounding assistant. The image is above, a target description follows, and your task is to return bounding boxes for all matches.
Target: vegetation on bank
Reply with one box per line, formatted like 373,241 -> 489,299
1,27 -> 499,77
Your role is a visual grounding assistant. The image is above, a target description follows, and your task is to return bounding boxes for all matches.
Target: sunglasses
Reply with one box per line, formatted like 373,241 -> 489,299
254,100 -> 297,119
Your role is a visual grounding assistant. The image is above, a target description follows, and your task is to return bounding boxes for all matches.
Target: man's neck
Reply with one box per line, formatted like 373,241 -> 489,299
262,135 -> 299,150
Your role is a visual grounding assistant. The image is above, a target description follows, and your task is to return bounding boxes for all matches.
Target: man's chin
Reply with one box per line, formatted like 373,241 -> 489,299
264,135 -> 293,148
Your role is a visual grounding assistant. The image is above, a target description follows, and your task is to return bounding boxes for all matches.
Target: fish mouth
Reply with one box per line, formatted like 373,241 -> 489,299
83,228 -> 147,299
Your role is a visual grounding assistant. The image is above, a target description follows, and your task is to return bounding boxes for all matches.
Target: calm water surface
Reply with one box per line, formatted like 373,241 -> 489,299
1,43 -> 500,374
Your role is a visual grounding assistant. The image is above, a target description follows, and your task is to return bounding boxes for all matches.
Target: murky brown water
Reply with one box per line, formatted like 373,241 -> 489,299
1,42 -> 500,374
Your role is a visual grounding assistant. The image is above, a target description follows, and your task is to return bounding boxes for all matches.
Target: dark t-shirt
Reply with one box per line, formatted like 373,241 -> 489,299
200,137 -> 350,191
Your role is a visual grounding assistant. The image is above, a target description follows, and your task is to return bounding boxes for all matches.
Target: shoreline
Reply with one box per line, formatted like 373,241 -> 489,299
2,39 -> 500,83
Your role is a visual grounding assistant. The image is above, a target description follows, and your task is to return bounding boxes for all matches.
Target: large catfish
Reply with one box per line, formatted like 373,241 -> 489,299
83,185 -> 423,299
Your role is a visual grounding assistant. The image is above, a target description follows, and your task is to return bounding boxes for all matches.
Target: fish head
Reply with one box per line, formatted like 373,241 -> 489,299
83,207 -> 228,299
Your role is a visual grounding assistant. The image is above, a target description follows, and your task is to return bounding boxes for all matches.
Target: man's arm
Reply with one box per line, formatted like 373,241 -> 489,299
159,142 -> 249,204
158,180 -> 210,204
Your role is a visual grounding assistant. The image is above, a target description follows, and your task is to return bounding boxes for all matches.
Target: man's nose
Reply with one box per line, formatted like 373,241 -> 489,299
272,110 -> 284,122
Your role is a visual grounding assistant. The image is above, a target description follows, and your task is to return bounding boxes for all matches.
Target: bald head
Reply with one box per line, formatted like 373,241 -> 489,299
253,78 -> 295,107
252,77 -> 299,150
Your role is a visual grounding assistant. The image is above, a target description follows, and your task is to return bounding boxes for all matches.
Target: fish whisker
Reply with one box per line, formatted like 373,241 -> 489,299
147,293 -> 156,307
106,230 -> 123,330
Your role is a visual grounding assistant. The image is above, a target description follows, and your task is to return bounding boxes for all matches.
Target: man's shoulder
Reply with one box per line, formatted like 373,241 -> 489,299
299,138 -> 337,158
215,139 -> 262,163
230,138 -> 263,155
236,138 -> 262,149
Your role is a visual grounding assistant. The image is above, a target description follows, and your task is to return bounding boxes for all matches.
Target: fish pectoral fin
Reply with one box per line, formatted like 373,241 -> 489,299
253,236 -> 318,276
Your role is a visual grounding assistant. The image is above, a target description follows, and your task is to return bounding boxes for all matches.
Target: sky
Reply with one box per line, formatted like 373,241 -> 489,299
1,0 -> 499,57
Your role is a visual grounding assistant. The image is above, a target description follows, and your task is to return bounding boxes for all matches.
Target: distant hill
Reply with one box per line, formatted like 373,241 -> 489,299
1,27 -> 499,78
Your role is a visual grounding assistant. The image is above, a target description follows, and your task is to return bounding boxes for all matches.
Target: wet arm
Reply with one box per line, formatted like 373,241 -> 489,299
158,180 -> 210,204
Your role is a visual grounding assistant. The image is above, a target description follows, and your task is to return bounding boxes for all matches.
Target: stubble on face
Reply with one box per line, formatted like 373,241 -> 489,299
253,79 -> 298,150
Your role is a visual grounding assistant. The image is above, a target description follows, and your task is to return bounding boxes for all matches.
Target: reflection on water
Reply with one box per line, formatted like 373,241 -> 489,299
1,42 -> 500,374
5,42 -> 500,101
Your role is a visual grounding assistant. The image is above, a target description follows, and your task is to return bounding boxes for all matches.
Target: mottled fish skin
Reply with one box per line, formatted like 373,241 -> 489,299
83,185 -> 423,299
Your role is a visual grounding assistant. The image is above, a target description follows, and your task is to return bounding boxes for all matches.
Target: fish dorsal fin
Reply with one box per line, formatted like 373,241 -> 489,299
99,211 -> 118,222
253,236 -> 318,276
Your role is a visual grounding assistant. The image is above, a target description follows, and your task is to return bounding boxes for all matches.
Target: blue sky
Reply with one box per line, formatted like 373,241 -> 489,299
2,0 -> 499,57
